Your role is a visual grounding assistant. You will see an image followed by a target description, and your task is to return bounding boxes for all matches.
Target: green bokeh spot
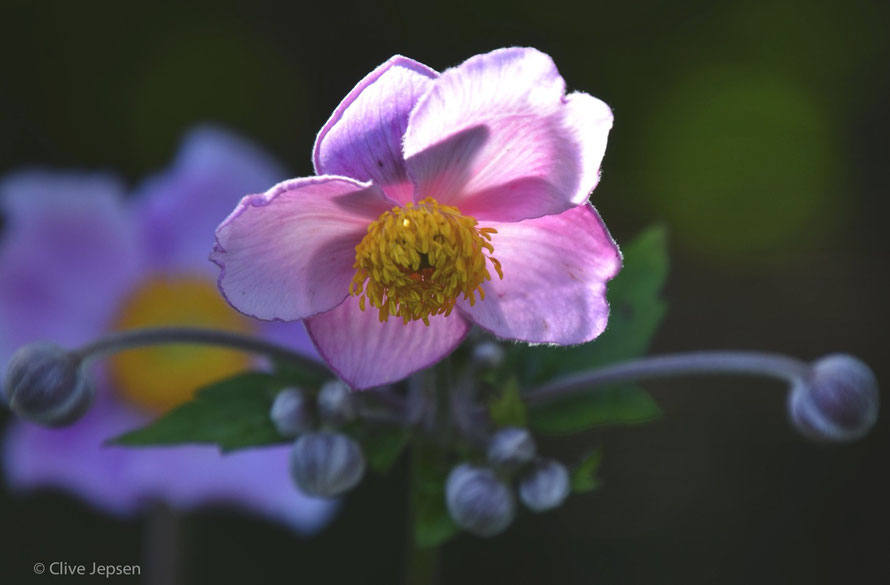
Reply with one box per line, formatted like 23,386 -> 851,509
642,68 -> 839,260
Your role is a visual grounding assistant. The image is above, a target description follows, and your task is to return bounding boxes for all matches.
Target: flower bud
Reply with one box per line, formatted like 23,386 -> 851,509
289,431 -> 365,497
472,341 -> 506,370
269,388 -> 313,437
487,427 -> 536,468
3,343 -> 93,427
518,459 -> 570,512
317,379 -> 357,426
445,464 -> 515,537
789,354 -> 879,442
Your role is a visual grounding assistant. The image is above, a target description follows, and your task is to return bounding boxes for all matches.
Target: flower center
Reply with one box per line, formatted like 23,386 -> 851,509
350,197 -> 503,325
108,276 -> 254,413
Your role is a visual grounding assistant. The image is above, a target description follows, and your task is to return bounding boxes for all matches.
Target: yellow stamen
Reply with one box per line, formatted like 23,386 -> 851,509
350,197 -> 503,325
108,276 -> 254,412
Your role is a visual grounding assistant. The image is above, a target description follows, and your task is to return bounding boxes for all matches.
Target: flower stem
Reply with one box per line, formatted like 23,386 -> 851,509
143,502 -> 183,585
404,440 -> 441,585
72,326 -> 329,378
524,351 -> 811,406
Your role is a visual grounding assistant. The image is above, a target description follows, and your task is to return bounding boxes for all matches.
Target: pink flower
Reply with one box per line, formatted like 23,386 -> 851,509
212,48 -> 621,389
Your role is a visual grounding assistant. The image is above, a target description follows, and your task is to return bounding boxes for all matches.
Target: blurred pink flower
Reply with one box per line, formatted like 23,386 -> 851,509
0,127 -> 336,532
212,48 -> 620,390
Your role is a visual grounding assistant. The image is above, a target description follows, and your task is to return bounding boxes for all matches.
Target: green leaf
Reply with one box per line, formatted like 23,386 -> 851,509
272,358 -> 330,388
414,491 -> 458,549
530,385 -> 661,434
592,224 -> 669,365
109,372 -> 287,452
505,225 -> 669,385
570,449 -> 604,494
411,442 -> 458,548
515,225 -> 668,434
355,427 -> 410,474
487,377 -> 526,427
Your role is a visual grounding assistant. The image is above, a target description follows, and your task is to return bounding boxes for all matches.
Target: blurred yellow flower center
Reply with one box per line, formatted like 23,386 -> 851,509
350,197 -> 503,325
108,276 -> 254,413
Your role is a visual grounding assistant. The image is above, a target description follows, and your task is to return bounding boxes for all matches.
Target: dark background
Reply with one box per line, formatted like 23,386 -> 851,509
2,0 -> 888,583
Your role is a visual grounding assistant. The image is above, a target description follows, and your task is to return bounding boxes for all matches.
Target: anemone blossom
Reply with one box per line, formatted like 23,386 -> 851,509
213,48 -> 621,390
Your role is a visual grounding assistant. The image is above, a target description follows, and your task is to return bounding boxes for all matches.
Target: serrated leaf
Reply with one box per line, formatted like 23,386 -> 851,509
487,377 -> 526,427
571,449 -> 603,493
109,372 -> 287,452
529,384 -> 661,434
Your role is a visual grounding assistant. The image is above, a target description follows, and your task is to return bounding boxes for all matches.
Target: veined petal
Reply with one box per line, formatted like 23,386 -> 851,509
305,295 -> 471,390
3,394 -> 337,533
0,171 -> 141,362
559,91 -> 614,199
212,176 -> 395,322
314,56 -> 438,205
458,204 -> 620,344
134,126 -> 288,277
404,47 -> 613,222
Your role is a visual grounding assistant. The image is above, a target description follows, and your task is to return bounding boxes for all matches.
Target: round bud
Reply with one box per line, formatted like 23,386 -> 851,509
518,459 -> 570,512
472,342 -> 506,370
317,379 -> 357,427
289,431 -> 365,498
445,464 -> 515,537
3,343 -> 93,427
269,388 -> 313,437
789,354 -> 879,442
487,427 -> 536,468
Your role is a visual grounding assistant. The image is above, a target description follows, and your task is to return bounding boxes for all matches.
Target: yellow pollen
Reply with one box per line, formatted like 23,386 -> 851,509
350,197 -> 503,326
107,276 -> 254,413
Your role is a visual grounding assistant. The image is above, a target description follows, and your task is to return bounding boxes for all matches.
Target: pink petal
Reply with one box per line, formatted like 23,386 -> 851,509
458,204 -> 620,344
404,47 -> 613,222
560,91 -> 614,198
314,56 -> 438,205
212,176 -> 394,322
305,295 -> 471,389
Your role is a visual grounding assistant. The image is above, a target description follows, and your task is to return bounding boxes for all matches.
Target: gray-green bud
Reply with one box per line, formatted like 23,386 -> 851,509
317,379 -> 357,426
445,464 -> 515,537
3,343 -> 93,427
269,388 -> 313,437
289,431 -> 365,497
789,354 -> 879,442
487,427 -> 536,468
518,459 -> 570,512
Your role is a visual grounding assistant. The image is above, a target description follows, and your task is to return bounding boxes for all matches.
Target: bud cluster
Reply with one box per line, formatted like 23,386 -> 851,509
268,380 -> 365,498
445,426 -> 572,537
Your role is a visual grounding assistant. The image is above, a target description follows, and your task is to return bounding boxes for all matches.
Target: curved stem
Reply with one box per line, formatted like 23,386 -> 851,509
525,351 -> 811,406
72,326 -> 330,378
